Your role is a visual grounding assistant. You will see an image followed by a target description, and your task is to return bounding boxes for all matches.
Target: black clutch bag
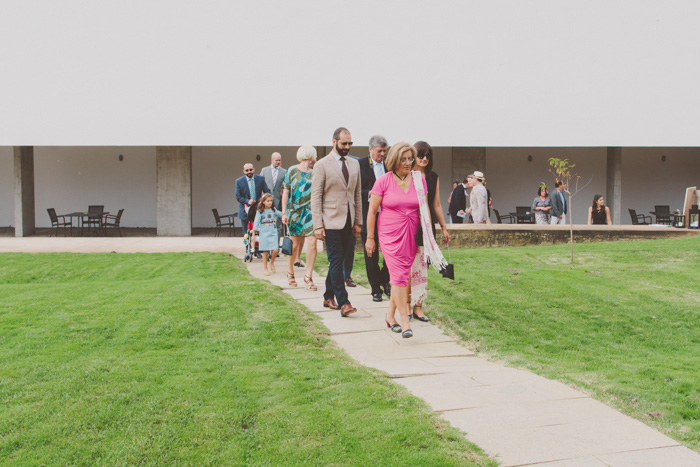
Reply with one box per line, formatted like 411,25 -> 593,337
415,227 -> 423,247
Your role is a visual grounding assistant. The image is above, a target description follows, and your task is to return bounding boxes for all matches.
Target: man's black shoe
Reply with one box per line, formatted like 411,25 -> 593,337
372,292 -> 383,302
383,283 -> 392,297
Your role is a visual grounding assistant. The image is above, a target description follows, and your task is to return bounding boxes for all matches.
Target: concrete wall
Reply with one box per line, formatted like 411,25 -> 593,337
621,147 -> 700,219
34,147 -> 156,228
486,147 -> 608,224
0,147 -> 13,227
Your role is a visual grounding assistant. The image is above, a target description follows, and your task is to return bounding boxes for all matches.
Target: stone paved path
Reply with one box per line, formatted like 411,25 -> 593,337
242,257 -> 700,467
2,236 -> 699,466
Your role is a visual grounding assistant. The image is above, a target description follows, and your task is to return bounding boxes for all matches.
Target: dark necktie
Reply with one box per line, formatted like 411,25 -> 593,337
340,156 -> 349,184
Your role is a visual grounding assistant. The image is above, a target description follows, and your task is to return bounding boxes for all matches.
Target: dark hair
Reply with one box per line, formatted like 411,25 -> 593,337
332,127 -> 350,141
555,180 -> 563,188
462,177 -> 469,184
413,141 -> 434,174
592,194 -> 604,210
538,186 -> 549,196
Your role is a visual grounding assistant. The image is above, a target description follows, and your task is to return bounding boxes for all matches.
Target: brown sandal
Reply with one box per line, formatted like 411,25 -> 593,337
303,275 -> 317,291
287,272 -> 297,287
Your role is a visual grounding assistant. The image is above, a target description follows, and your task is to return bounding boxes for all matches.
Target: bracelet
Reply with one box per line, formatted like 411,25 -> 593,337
440,224 -> 446,228
367,236 -> 375,240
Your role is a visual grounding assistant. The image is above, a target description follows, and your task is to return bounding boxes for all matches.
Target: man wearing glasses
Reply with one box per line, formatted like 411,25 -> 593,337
358,135 -> 391,302
236,163 -> 270,258
311,127 -> 362,317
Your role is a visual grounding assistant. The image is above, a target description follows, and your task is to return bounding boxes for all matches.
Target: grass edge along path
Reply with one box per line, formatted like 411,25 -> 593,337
0,252 -> 495,466
315,236 -> 700,453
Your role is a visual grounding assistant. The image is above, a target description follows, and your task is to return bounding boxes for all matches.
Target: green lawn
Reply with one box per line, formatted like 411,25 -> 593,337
333,236 -> 700,451
0,253 -> 494,466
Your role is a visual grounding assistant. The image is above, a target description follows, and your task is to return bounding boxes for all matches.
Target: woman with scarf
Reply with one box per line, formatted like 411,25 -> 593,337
365,142 -> 447,338
410,141 -> 450,321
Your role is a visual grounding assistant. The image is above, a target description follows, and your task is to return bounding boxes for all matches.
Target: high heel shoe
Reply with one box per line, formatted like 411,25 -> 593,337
402,328 -> 413,339
303,275 -> 317,291
385,318 -> 402,333
412,305 -> 430,322
287,272 -> 297,287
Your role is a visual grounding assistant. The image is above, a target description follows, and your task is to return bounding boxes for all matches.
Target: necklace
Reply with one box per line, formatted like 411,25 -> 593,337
394,172 -> 409,186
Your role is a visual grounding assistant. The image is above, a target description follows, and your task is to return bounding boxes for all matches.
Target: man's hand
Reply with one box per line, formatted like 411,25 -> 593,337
248,199 -> 254,206
314,228 -> 325,240
352,225 -> 361,237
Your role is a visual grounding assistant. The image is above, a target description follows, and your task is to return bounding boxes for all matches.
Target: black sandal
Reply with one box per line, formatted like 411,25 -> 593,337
412,305 -> 430,322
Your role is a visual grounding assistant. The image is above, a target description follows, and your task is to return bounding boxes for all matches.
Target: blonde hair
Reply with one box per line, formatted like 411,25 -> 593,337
384,142 -> 416,172
258,193 -> 274,212
296,145 -> 317,162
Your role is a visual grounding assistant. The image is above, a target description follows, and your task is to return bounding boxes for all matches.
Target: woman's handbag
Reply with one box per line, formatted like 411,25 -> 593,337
415,227 -> 423,246
439,242 -> 455,280
281,225 -> 293,256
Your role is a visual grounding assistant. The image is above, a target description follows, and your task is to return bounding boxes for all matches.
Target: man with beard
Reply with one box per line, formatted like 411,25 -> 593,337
358,135 -> 391,302
236,162 -> 270,258
310,127 -> 362,317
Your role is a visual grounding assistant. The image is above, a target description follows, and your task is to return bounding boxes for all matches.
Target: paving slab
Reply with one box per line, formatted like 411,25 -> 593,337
461,418 -> 680,467
597,445 -> 700,466
530,457 -> 609,467
332,332 -> 474,363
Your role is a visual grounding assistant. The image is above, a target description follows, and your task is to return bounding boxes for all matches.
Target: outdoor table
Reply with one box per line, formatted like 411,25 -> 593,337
66,211 -> 110,236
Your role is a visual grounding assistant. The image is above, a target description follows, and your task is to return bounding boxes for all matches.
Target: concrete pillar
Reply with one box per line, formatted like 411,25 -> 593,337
156,146 -> 192,236
14,146 -> 35,237
606,147 -> 622,225
452,147 -> 486,182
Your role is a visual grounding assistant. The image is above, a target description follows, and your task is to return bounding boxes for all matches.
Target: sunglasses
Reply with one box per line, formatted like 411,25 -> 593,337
416,153 -> 430,159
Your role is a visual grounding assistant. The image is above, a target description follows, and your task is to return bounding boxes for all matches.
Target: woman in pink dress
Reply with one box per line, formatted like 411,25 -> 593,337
365,142 -> 423,338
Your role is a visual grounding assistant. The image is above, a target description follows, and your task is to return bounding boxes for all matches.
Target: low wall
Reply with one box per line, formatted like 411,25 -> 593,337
438,224 -> 700,249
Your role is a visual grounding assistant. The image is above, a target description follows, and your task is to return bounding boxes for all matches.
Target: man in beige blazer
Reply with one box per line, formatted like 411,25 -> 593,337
310,127 -> 362,317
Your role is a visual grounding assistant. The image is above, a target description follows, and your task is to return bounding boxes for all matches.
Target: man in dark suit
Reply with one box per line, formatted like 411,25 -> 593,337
236,163 -> 270,257
358,135 -> 391,302
448,178 -> 469,224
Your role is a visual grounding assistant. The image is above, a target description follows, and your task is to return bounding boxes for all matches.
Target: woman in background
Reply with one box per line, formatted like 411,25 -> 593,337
532,186 -> 552,224
588,194 -> 612,225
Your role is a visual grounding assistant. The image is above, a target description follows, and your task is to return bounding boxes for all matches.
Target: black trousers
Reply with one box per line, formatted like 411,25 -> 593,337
451,213 -> 464,224
324,214 -> 354,307
361,226 -> 389,294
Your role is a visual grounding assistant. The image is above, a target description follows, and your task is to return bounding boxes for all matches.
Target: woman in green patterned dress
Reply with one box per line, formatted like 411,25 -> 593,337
281,145 -> 318,289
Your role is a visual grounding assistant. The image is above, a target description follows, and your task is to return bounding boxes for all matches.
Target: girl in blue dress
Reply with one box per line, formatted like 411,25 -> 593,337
253,193 -> 282,276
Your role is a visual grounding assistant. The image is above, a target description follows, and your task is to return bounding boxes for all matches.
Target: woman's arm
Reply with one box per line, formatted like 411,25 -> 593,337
281,188 -> 290,225
364,194 -> 382,257
587,206 -> 593,225
544,196 -> 552,211
532,198 -> 539,211
606,206 -> 612,225
431,178 -> 450,243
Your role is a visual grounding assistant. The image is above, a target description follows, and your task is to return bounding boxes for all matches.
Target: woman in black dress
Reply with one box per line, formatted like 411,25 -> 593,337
588,194 -> 612,225
409,141 -> 450,321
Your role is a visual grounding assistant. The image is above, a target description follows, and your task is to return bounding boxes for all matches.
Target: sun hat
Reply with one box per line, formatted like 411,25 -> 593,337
469,170 -> 485,181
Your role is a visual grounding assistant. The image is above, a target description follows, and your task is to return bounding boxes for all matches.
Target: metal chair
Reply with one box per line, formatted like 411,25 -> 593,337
650,205 -> 672,225
212,209 -> 236,237
515,206 -> 535,224
628,209 -> 651,225
47,208 -> 73,237
82,205 -> 105,236
494,209 -> 514,224
103,209 -> 124,236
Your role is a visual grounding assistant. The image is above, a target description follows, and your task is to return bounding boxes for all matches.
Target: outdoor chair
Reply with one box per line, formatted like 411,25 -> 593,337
103,209 -> 124,236
47,208 -> 73,237
628,209 -> 651,225
82,205 -> 105,236
212,209 -> 236,237
515,206 -> 535,224
494,209 -> 514,224
650,205 -> 672,225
